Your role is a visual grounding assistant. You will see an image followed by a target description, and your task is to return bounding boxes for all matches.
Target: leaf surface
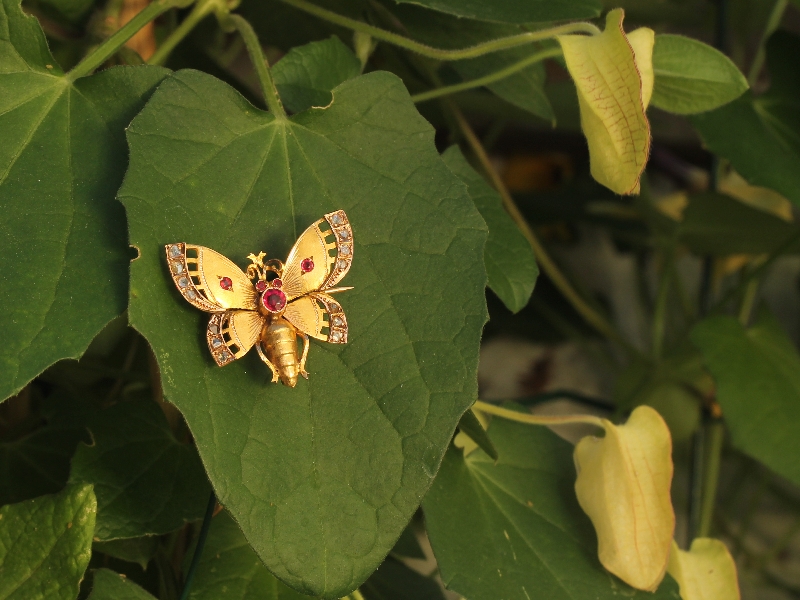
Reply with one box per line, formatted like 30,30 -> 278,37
651,34 -> 748,114
442,146 -> 537,313
423,412 -> 681,600
0,0 -> 169,401
69,399 -> 211,540
119,69 -> 487,597
87,569 -> 157,600
0,484 -> 96,600
691,311 -> 800,486
391,0 -> 601,24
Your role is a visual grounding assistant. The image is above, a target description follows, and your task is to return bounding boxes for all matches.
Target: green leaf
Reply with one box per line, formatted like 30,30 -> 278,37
391,0 -> 601,24
361,557 -> 445,600
390,522 -> 425,560
442,146 -> 537,313
0,483 -> 96,600
679,192 -> 800,255
651,34 -> 748,114
690,31 -> 800,207
423,413 -> 681,600
455,407 -> 498,461
68,398 -> 210,540
0,0 -> 170,401
272,36 -> 361,114
184,510 -> 309,600
692,311 -> 800,486
92,537 -> 160,570
119,69 -> 487,597
87,569 -> 157,600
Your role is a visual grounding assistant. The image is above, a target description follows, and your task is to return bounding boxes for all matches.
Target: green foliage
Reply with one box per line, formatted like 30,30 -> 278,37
0,484 -> 95,600
361,557 -> 446,600
391,0 -> 601,23
87,569 -> 157,600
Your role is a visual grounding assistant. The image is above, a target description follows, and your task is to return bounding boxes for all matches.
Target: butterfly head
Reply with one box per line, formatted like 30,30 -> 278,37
259,278 -> 287,315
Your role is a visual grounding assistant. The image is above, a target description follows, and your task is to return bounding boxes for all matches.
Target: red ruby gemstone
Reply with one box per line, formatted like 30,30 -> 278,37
262,289 -> 287,312
255,280 -> 267,292
301,258 -> 314,273
272,278 -> 283,288
219,277 -> 233,290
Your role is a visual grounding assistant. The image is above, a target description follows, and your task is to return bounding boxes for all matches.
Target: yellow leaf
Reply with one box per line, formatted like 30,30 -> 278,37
558,9 -> 652,195
720,170 -> 794,222
628,28 -> 655,108
668,539 -> 740,600
573,405 -> 674,591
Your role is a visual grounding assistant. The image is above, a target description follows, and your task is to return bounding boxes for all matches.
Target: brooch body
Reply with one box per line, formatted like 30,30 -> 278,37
165,210 -> 353,387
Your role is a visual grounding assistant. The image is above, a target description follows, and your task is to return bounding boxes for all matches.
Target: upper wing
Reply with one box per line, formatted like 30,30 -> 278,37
166,243 -> 258,312
283,293 -> 348,344
207,310 -> 264,366
282,210 -> 354,302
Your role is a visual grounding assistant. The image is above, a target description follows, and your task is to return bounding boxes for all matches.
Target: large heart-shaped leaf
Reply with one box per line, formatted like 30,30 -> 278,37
423,413 -> 681,600
119,69 -> 487,597
0,0 -> 169,401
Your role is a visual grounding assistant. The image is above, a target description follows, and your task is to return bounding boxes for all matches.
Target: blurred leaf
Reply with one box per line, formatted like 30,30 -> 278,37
691,31 -> 800,207
92,537 -> 160,570
651,34 -> 748,114
454,406 -> 498,461
69,399 -> 210,540
87,568 -> 157,600
35,0 -> 96,23
390,522 -> 425,560
0,0 -> 169,401
184,510 -> 309,600
666,539 -> 740,600
691,310 -> 800,486
679,192 -> 800,255
361,557 -> 445,600
0,483 -> 95,600
443,146 -> 537,313
391,0 -> 601,23
273,36 -> 361,113
119,69 -> 487,597
423,410 -> 681,600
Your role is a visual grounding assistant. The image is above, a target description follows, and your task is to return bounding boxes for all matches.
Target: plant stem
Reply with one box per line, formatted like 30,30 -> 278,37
448,103 -> 638,356
651,248 -> 673,361
224,15 -> 287,119
747,0 -> 788,85
179,492 -> 217,600
738,270 -> 761,325
411,47 -> 562,103
149,0 -> 226,66
474,400 -> 606,429
697,419 -> 725,538
350,591 -> 366,600
68,0 -> 191,79
275,0 -> 599,61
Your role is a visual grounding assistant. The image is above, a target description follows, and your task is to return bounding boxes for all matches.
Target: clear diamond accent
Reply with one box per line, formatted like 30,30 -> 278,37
212,338 -> 222,348
337,260 -> 347,270
331,331 -> 342,342
338,229 -> 350,240
172,262 -> 184,274
187,290 -> 197,300
332,316 -> 343,327
209,324 -> 219,334
331,213 -> 343,225
169,245 -> 181,257
178,277 -> 189,288
340,246 -> 351,256
220,351 -> 230,361
330,302 -> 340,312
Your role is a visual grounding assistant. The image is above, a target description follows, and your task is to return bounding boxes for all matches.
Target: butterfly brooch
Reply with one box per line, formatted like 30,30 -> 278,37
165,210 -> 353,387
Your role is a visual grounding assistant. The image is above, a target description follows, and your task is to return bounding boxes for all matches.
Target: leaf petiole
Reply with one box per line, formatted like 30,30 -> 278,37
473,400 -> 606,429
149,0 -> 233,66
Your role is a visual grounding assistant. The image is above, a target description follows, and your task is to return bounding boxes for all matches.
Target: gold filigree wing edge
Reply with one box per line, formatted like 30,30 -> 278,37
321,210 -> 353,290
283,293 -> 348,344
207,310 -> 264,366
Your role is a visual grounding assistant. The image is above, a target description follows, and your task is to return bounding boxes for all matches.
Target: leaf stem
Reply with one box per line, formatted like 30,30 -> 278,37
224,15 -> 287,119
179,492 -> 217,600
747,0 -> 788,85
275,0 -> 599,61
473,400 -> 606,429
697,419 -> 725,538
149,0 -> 228,66
448,102 -> 639,356
68,0 -> 191,80
652,247 -> 674,361
411,47 -> 562,103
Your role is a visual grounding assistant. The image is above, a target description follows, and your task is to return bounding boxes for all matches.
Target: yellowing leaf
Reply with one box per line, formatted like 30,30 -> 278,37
574,405 -> 675,591
668,539 -> 740,600
558,9 -> 651,195
719,171 -> 794,222
628,28 -> 655,108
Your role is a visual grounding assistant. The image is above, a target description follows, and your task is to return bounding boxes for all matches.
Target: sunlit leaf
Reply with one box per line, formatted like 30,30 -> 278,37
667,539 -> 740,600
87,569 -> 157,600
119,69 -> 487,597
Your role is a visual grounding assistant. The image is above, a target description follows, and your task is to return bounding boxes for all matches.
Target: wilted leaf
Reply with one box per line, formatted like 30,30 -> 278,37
574,406 -> 674,591
0,484 -> 96,600
442,146 -> 538,313
423,409 -> 681,600
667,539 -> 740,600
391,0 -> 601,23
0,0 -> 169,401
691,311 -> 800,486
87,569 -> 157,600
119,69 -> 487,597
272,36 -> 361,113
69,399 -> 210,540
558,9 -> 651,194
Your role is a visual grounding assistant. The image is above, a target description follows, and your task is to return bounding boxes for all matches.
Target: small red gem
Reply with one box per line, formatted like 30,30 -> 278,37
219,277 -> 232,290
301,258 -> 314,273
255,280 -> 267,292
262,289 -> 287,312
272,278 -> 283,288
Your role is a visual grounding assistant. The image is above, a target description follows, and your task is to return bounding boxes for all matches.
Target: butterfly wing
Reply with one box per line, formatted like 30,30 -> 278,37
284,293 -> 348,344
207,310 -> 264,366
282,210 -> 354,302
166,243 -> 258,312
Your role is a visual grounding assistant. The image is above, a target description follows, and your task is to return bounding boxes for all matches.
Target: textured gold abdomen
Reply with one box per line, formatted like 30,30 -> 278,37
262,318 -> 299,387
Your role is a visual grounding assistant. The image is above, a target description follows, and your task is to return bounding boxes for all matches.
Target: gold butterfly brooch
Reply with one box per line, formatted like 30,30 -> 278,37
165,210 -> 353,387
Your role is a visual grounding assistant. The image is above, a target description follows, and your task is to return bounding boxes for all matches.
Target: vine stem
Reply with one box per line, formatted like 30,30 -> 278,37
275,0 -> 599,61
651,247 -> 674,361
179,492 -> 217,600
697,419 -> 724,538
448,103 -> 639,356
412,47 -> 562,103
149,0 -> 228,66
474,400 -> 606,429
224,15 -> 287,119
68,0 -> 193,80
747,0 -> 788,85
